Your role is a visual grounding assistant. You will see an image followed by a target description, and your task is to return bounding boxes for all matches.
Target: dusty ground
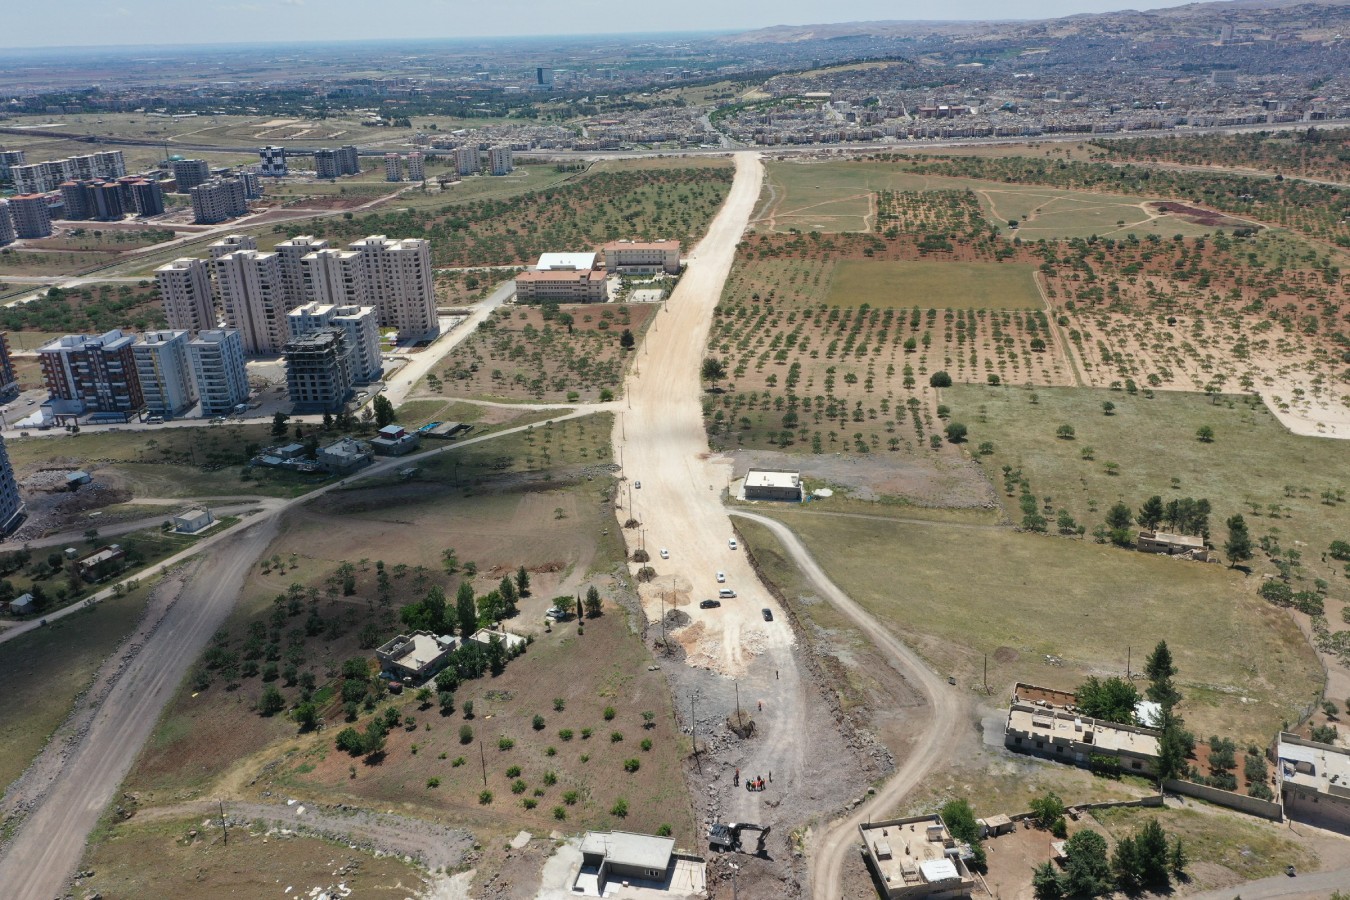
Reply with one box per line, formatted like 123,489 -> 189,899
726,448 -> 995,508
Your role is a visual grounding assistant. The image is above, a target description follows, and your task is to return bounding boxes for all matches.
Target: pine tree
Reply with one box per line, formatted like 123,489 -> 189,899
499,577 -> 518,615
456,581 -> 477,637
1224,514 -> 1253,567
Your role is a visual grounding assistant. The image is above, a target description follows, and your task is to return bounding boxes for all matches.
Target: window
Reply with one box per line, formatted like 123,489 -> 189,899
1036,741 -> 1044,749
1132,761 -> 1142,770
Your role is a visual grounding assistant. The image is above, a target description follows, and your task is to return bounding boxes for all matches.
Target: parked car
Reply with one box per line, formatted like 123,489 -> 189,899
634,480 -> 641,489
728,538 -> 738,550
699,599 -> 721,609
716,571 -> 726,583
761,608 -> 773,622
659,548 -> 669,559
719,588 -> 737,598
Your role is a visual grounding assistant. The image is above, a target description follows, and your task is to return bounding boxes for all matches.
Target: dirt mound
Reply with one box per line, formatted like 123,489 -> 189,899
994,646 -> 1019,663
1149,201 -> 1257,230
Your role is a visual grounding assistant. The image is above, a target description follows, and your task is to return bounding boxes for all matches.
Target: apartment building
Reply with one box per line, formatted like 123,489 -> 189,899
489,146 -> 514,175
0,332 -> 18,396
132,330 -> 197,417
207,233 -> 257,259
302,247 -> 369,307
190,178 -> 248,224
284,329 -> 354,413
186,329 -> 249,416
238,171 -> 262,199
155,257 -> 217,333
288,301 -> 382,384
123,179 -> 165,216
314,145 -> 361,179
0,436 -> 25,536
603,239 -> 682,274
1278,732 -> 1350,831
274,236 -> 329,309
0,149 -> 25,181
385,153 -> 403,182
59,180 -> 126,221
171,158 -> 211,192
259,146 -> 287,177
9,151 -> 125,194
1003,701 -> 1161,776
38,330 -> 144,418
348,235 -> 439,341
407,151 -> 425,182
453,145 -> 479,175
0,200 -> 16,246
9,195 -> 52,239
214,250 -> 290,355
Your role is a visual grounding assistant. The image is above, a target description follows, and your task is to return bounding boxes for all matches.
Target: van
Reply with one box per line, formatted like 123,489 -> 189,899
718,588 -> 736,599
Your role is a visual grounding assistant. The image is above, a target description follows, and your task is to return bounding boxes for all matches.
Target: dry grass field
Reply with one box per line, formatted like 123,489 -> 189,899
828,260 -> 1042,309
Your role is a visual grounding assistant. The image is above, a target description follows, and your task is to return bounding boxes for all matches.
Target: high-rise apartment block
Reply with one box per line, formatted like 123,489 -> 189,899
124,179 -> 165,216
60,179 -> 126,221
348,235 -> 439,341
190,178 -> 248,224
385,153 -> 403,182
288,301 -> 382,384
0,200 -> 16,246
284,330 -> 353,413
133,330 -> 197,417
9,151 -> 125,194
155,258 -> 217,333
274,236 -> 329,308
315,145 -> 361,179
259,146 -> 287,177
407,151 -> 425,182
0,332 -> 18,396
302,248 -> 369,308
38,330 -> 143,417
9,195 -> 52,238
239,171 -> 262,199
215,250 -> 290,355
0,149 -> 26,181
207,233 -> 257,259
489,146 -> 514,175
171,158 -> 211,192
187,329 -> 249,416
0,436 -> 25,536
453,145 -> 479,176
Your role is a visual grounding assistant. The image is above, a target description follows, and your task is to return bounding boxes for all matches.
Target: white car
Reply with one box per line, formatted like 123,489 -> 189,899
659,548 -> 669,559
716,571 -> 726,583
728,538 -> 738,550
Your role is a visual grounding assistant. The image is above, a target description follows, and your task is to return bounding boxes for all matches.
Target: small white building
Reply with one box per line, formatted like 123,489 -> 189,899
8,592 -> 34,615
744,468 -> 802,502
172,507 -> 214,534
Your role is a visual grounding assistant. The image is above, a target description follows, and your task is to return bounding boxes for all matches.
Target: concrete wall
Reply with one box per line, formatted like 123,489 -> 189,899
1163,779 -> 1283,820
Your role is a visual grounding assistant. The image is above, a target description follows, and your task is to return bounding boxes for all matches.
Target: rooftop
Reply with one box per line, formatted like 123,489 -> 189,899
517,268 -> 607,283
603,239 -> 680,251
1278,733 -> 1350,798
745,468 -> 800,490
1140,530 -> 1204,548
535,251 -> 598,271
860,815 -> 970,891
378,632 -> 454,672
579,830 -> 674,871
1006,703 -> 1161,757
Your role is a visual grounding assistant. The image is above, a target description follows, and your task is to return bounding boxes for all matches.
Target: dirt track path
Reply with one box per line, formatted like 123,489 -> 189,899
0,518 -> 280,900
728,511 -> 966,900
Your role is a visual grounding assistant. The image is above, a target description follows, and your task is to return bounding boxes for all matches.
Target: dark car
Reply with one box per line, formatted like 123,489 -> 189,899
699,599 -> 721,609
761,608 -> 773,622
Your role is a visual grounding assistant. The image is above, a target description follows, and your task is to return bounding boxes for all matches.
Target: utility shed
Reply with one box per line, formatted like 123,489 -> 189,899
173,507 -> 214,533
577,830 -> 675,892
744,468 -> 802,502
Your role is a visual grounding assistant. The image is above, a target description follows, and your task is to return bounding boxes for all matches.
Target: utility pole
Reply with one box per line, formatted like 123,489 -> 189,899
219,800 -> 227,846
691,689 -> 701,773
735,681 -> 743,731
1127,646 -> 1131,679
983,654 -> 988,695
479,738 -> 488,788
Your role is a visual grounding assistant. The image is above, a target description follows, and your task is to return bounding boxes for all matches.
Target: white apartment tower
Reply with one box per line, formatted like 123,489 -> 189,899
274,236 -> 329,309
154,258 -> 216,333
0,436 -> 25,536
133,330 -> 197,417
214,250 -> 290,355
489,146 -> 514,175
349,235 -> 439,341
302,248 -> 369,307
288,301 -> 382,384
207,233 -> 258,260
385,153 -> 403,182
407,151 -> 425,182
187,329 -> 249,416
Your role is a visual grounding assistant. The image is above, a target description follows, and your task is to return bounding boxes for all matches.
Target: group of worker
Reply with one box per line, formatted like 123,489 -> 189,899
735,768 -> 771,792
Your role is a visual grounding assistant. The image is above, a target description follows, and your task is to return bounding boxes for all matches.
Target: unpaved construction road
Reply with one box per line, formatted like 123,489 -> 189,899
0,518 -> 280,900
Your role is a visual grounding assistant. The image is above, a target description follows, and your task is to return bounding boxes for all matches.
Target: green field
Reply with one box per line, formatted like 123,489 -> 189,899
948,384 -> 1350,618
760,160 -> 1220,238
0,582 -> 154,793
827,260 -> 1042,309
757,508 -> 1321,743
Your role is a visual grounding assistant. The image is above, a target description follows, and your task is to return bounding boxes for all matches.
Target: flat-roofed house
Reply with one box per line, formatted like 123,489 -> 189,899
859,814 -> 976,899
744,468 -> 802,501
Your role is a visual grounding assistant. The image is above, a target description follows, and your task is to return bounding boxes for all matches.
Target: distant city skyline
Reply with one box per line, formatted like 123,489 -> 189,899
5,0 -> 1200,50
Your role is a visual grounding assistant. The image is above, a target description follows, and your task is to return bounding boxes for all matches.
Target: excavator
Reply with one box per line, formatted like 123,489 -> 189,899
708,822 -> 770,855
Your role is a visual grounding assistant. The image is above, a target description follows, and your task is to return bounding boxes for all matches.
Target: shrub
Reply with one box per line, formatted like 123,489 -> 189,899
506,765 -> 522,778
532,714 -> 546,731
581,728 -> 593,739
511,779 -> 527,794
559,728 -> 574,741
522,798 -> 538,809
479,790 -> 493,804
929,371 -> 952,388
640,738 -> 653,751
611,798 -> 628,818
657,824 -> 672,837
624,758 -> 641,773
545,746 -> 557,757
603,706 -> 616,720
563,790 -> 579,805
459,724 -> 474,744
452,756 -> 466,767
426,777 -> 440,788
610,731 -> 624,743
553,806 -> 567,820
498,736 -> 515,751
543,770 -> 558,786
553,697 -> 566,711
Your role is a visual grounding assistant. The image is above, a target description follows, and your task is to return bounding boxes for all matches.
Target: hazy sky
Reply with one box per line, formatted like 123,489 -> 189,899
7,0 -> 1196,49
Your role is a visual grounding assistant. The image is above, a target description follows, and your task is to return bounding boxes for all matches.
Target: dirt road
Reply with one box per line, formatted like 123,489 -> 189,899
729,511 -> 966,900
0,517 -> 280,900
